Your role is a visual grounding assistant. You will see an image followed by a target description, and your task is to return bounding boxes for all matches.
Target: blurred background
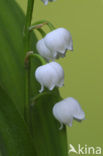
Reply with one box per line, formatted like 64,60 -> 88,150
16,0 -> 103,155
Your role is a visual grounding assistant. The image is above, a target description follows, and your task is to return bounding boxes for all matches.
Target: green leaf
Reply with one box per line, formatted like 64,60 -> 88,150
0,86 -> 36,156
0,0 -> 37,113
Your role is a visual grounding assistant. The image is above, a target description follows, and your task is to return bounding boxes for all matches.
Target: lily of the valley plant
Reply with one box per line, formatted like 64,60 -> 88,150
35,28 -> 85,127
0,0 -> 86,155
28,0 -> 85,155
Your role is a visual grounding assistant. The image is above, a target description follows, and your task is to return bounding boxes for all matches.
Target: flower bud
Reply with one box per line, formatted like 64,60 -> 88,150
41,0 -> 56,5
35,62 -> 64,93
52,97 -> 85,129
36,28 -> 73,60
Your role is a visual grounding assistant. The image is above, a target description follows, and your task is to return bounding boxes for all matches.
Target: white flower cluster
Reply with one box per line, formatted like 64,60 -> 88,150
35,28 -> 85,129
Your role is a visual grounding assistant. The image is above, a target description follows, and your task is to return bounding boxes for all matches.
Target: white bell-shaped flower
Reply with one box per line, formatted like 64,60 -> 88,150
41,0 -> 56,5
36,28 -> 73,60
52,97 -> 85,129
35,62 -> 64,93
36,39 -> 52,61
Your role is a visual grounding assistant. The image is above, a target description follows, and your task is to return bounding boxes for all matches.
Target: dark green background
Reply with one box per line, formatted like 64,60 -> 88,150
17,0 -> 103,155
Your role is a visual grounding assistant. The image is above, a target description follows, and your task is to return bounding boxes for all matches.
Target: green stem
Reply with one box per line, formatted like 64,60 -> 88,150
31,20 -> 55,30
25,52 -> 46,67
24,0 -> 34,52
23,0 -> 34,123
31,91 -> 52,106
29,22 -> 48,31
32,53 -> 46,65
37,28 -> 46,37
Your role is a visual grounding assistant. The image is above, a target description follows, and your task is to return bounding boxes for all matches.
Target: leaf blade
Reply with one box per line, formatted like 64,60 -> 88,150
0,0 -> 37,113
0,86 -> 36,156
